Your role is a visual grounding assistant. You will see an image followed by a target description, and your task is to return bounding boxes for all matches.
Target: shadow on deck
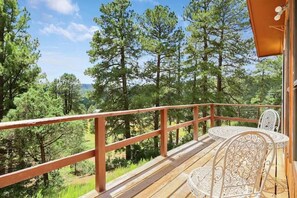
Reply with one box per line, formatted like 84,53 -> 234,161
83,134 -> 288,198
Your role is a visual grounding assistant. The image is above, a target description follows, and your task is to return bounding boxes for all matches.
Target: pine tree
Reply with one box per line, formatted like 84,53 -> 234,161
86,0 -> 140,160
0,0 -> 40,119
164,28 -> 185,145
208,0 -> 253,125
184,0 -> 215,133
251,56 -> 282,104
212,0 -> 253,122
139,5 -> 179,150
49,73 -> 82,114
1,85 -> 85,192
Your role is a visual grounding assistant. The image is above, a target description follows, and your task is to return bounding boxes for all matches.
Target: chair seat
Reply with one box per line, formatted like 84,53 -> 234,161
188,166 -> 259,198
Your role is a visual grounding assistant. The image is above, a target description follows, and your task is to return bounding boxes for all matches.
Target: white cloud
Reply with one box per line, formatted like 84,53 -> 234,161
134,0 -> 159,5
44,0 -> 79,15
28,0 -> 40,8
28,0 -> 79,15
40,22 -> 99,42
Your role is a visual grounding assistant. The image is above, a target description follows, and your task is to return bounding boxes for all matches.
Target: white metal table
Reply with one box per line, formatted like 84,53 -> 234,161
208,126 -> 289,148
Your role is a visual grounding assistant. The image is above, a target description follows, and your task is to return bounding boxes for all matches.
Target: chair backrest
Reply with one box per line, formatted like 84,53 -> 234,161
210,131 -> 275,197
258,109 -> 280,132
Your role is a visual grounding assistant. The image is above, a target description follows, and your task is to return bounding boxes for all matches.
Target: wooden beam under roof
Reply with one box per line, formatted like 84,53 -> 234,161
247,0 -> 286,57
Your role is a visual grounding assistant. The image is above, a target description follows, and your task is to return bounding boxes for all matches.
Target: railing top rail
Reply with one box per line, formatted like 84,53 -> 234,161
0,104 -> 210,130
0,103 -> 279,131
213,103 -> 281,108
0,106 -> 164,130
164,103 -> 212,109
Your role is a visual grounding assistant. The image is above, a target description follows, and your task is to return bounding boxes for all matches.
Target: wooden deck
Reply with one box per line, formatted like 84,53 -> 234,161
83,134 -> 288,198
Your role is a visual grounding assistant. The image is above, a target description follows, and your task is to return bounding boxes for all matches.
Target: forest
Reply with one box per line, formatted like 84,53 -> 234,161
0,0 -> 282,197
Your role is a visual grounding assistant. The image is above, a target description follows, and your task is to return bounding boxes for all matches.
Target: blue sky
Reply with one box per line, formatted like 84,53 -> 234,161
19,0 -> 190,84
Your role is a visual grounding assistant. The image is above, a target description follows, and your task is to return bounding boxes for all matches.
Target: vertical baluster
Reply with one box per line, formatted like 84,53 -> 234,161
258,107 -> 261,120
210,104 -> 215,127
160,108 -> 168,157
95,117 -> 106,192
193,106 -> 199,141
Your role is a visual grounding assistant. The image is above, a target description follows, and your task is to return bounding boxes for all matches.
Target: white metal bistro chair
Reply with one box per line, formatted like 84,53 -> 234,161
188,131 -> 276,198
258,109 -> 280,132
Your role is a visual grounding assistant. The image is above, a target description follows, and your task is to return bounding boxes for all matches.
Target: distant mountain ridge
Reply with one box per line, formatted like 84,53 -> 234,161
81,84 -> 93,93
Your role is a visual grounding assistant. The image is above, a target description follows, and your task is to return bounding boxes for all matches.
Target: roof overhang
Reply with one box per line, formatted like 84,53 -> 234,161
247,0 -> 285,57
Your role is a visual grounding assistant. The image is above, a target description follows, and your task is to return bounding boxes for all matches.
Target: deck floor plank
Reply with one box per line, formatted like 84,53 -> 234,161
116,137 -> 215,198
134,139 -> 219,198
150,142 -> 221,198
167,146 -> 226,198
93,135 -> 212,198
82,134 -> 289,198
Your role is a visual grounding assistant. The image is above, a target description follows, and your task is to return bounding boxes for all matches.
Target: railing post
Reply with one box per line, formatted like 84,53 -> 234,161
257,107 -> 261,119
193,106 -> 199,141
95,117 -> 106,192
210,104 -> 215,128
160,108 -> 168,157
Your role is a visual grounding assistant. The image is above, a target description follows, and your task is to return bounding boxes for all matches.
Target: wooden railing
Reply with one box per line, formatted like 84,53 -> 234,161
0,103 -> 281,192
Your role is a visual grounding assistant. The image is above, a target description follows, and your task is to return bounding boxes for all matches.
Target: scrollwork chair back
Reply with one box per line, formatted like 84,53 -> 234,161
258,109 -> 280,132
188,131 -> 275,198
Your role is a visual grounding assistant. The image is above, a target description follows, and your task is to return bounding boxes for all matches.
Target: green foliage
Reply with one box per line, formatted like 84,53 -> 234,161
0,0 -> 40,119
70,161 -> 95,176
86,0 -> 141,160
138,5 -> 182,150
86,0 -> 140,109
106,157 -> 129,170
212,0 -> 254,105
0,85 -> 85,197
49,73 -> 83,114
106,159 -> 148,182
139,5 -> 180,94
49,181 -> 95,198
183,0 -> 254,106
139,5 -> 178,56
250,56 -> 283,104
183,0 -> 216,104
44,159 -> 148,198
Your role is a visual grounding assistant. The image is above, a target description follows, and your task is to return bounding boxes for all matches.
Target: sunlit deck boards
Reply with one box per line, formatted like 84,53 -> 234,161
83,134 -> 288,198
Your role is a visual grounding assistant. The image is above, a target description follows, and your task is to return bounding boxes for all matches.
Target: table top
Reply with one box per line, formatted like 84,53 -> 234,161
208,126 -> 289,148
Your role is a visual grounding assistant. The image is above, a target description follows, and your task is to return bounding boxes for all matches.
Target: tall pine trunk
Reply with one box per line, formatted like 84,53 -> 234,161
216,29 -> 224,126
0,76 -> 4,120
0,14 -> 5,120
154,54 -> 161,152
216,63 -> 222,126
176,42 -> 182,145
120,46 -> 131,160
39,138 -> 49,186
64,96 -> 68,115
192,57 -> 199,103
7,140 -> 13,173
202,26 -> 208,134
